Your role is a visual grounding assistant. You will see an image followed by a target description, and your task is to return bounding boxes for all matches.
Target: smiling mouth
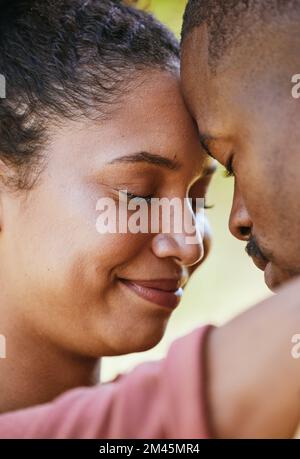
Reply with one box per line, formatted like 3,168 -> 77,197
119,278 -> 183,309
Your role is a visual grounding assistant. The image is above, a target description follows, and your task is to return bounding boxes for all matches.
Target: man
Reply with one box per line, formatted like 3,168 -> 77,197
0,0 -> 300,440
180,0 -> 300,437
181,0 -> 300,292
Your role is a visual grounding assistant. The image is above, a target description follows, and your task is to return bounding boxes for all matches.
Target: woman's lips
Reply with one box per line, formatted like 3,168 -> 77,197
119,279 -> 183,309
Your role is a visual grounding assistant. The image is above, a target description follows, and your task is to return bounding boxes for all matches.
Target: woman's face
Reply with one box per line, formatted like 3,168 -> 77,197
0,71 -> 212,357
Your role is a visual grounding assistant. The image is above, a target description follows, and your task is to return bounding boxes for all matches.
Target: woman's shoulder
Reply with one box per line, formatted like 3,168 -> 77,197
0,325 -> 213,439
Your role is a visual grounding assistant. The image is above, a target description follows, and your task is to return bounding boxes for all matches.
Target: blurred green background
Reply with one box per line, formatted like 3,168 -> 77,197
101,0 -> 270,382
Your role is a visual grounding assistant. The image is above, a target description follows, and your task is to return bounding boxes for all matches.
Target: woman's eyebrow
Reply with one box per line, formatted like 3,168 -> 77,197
107,151 -> 181,170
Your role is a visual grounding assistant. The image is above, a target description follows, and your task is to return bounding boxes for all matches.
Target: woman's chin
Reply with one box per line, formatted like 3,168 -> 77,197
100,321 -> 169,357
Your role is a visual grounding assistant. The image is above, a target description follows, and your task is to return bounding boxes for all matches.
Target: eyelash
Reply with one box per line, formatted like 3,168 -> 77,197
224,156 -> 235,178
191,198 -> 214,210
126,193 -> 214,210
125,192 -> 153,204
204,199 -> 214,210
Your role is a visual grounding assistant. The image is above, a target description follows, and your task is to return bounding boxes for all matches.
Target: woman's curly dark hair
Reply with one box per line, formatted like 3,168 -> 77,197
0,0 -> 179,189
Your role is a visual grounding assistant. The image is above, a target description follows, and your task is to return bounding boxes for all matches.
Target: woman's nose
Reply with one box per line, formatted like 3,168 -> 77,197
151,205 -> 204,267
229,183 -> 252,241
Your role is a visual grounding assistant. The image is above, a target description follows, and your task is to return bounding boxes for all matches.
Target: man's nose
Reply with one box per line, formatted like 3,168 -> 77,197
229,183 -> 252,241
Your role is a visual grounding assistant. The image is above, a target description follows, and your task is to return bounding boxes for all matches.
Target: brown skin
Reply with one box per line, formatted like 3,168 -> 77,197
181,24 -> 300,292
181,23 -> 300,438
207,276 -> 300,438
0,45 -> 299,436
0,70 -> 213,413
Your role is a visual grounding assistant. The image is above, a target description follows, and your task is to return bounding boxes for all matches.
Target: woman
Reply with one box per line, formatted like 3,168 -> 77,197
0,0 -> 213,413
1,0 -> 300,440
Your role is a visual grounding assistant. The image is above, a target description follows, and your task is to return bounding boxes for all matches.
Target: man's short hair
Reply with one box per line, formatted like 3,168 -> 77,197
182,0 -> 300,68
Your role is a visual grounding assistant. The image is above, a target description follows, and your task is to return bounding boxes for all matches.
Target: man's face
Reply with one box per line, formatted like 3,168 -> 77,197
181,25 -> 300,291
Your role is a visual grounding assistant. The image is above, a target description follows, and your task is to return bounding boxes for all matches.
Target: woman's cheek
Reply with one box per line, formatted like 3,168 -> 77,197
187,215 -> 212,278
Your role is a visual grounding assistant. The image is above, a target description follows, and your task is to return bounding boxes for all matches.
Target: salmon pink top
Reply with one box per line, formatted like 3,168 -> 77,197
0,326 -> 212,439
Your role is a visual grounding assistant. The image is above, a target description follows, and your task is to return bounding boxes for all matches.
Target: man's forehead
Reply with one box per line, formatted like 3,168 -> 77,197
181,26 -> 210,111
181,26 -> 225,133
181,25 -> 209,70
181,30 -> 248,142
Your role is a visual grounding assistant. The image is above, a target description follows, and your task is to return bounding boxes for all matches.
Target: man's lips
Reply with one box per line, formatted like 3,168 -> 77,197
119,278 -> 183,309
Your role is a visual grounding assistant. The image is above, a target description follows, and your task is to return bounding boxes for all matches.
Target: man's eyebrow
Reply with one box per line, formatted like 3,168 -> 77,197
107,152 -> 181,170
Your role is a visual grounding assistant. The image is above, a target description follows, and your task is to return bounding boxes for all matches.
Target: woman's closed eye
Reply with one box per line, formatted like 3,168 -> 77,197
189,163 -> 217,212
124,193 -> 214,212
190,196 -> 214,213
120,191 -> 154,205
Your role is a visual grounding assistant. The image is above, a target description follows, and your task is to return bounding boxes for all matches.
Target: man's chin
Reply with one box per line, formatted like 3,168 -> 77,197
264,262 -> 295,292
